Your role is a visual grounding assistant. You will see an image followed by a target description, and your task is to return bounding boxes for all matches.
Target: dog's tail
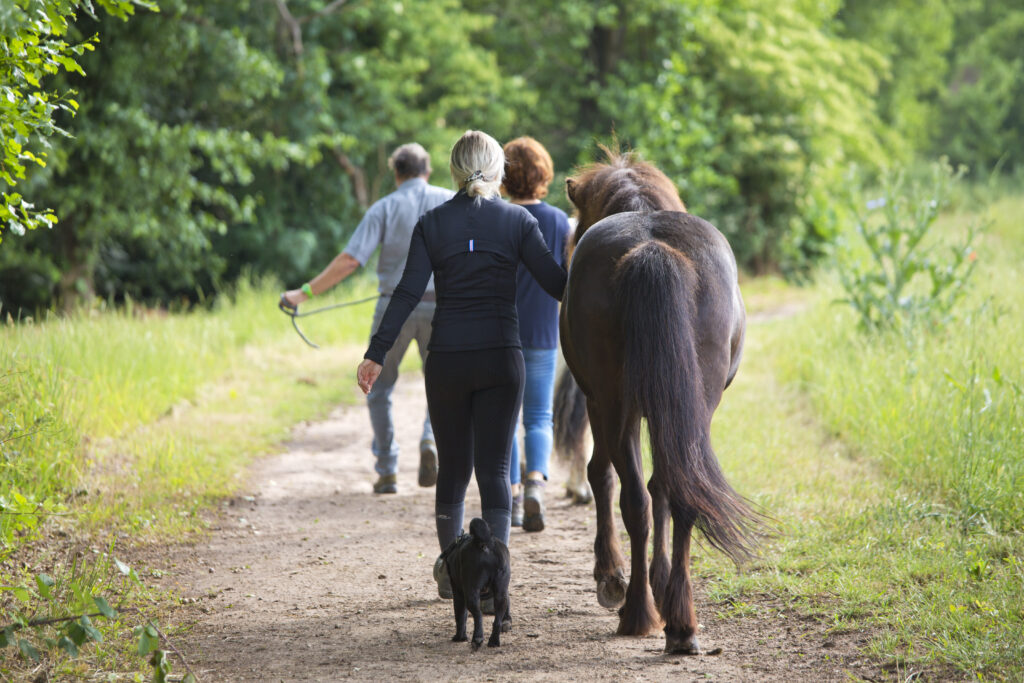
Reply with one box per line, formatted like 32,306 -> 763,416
469,517 -> 492,546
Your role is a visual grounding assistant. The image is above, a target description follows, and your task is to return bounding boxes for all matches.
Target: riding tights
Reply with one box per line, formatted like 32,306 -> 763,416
426,347 -> 524,550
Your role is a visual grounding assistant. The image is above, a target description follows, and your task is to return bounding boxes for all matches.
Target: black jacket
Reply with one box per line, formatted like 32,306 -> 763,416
365,191 -> 567,364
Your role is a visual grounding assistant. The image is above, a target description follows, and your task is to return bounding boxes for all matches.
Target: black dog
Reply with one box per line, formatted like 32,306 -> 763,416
442,518 -> 511,649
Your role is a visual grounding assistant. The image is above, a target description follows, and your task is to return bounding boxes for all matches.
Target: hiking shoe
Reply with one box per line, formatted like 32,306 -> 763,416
511,492 -> 524,527
418,440 -> 438,487
373,474 -> 398,494
433,553 -> 453,600
523,479 -> 546,532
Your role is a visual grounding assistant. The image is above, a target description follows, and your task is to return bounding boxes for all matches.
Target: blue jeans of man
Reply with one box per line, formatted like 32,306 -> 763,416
368,295 -> 435,477
510,347 -> 557,485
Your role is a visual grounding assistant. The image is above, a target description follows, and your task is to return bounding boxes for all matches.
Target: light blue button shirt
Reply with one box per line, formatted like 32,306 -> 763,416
344,178 -> 454,295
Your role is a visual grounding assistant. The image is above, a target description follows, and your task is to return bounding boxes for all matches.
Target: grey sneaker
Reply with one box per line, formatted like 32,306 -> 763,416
523,479 -> 546,532
433,553 -> 453,599
511,493 -> 524,527
418,440 -> 438,487
373,474 -> 397,494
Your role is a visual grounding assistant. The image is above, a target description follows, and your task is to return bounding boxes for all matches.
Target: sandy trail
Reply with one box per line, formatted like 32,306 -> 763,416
155,373 -> 882,682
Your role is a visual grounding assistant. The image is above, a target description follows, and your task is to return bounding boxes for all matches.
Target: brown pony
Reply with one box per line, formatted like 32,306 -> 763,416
558,149 -> 758,654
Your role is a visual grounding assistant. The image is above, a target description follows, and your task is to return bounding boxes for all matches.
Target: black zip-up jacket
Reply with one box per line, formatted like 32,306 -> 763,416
365,191 -> 567,365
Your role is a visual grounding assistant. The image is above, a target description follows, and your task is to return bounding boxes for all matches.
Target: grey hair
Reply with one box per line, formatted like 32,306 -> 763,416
388,143 -> 432,179
449,130 -> 503,201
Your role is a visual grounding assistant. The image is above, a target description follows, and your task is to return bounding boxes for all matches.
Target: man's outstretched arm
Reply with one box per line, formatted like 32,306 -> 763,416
282,252 -> 361,307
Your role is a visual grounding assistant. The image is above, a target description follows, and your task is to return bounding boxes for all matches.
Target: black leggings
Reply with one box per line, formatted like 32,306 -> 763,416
426,348 -> 524,536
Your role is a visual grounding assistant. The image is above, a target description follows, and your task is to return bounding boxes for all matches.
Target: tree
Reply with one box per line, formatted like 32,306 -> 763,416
472,0 -> 890,273
0,0 -> 154,246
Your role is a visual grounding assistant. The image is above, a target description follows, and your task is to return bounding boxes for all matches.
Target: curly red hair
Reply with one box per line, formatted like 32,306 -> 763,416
502,136 -> 554,200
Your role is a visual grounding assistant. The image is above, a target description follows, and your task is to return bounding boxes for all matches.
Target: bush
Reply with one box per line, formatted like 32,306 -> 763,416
835,160 -> 982,331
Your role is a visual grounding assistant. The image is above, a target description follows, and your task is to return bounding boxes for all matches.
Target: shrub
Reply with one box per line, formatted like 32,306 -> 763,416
835,159 -> 982,332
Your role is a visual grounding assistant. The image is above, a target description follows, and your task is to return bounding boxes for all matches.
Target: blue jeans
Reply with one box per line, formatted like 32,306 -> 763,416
510,347 -> 557,485
368,295 -> 435,476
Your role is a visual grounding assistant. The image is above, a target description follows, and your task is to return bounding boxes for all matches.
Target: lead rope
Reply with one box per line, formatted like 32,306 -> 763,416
277,294 -> 378,349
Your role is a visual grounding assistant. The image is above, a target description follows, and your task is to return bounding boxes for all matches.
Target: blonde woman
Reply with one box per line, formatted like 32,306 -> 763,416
356,130 -> 566,597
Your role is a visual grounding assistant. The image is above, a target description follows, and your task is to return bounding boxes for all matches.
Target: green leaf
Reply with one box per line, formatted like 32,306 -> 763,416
94,595 -> 118,619
0,627 -> 12,648
137,626 -> 160,655
17,638 -> 40,662
80,615 -> 103,642
12,586 -> 31,603
57,635 -> 79,657
35,573 -> 55,599
67,620 -> 88,646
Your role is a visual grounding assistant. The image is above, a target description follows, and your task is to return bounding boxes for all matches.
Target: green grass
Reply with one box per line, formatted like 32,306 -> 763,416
695,194 -> 1024,680
1,275 -> 384,678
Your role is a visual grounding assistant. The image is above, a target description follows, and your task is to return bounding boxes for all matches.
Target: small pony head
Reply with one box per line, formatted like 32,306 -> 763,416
565,145 -> 685,247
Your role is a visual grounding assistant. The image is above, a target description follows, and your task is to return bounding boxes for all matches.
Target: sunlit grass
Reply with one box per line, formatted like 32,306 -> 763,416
697,193 -> 1024,679
1,274 -> 385,679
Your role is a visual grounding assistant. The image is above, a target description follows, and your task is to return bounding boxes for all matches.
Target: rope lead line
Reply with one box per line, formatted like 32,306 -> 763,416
278,294 -> 379,349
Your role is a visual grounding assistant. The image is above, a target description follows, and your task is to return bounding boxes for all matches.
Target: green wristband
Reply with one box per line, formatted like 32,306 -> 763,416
301,282 -> 314,298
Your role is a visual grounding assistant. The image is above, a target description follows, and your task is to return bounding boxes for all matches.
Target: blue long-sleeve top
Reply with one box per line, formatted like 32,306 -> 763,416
365,191 -> 567,365
515,201 -> 571,349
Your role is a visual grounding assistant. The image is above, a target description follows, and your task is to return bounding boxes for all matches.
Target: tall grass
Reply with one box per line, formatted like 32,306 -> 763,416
2,274 -> 382,676
746,193 -> 1024,676
781,196 -> 1023,532
1,275 -> 378,544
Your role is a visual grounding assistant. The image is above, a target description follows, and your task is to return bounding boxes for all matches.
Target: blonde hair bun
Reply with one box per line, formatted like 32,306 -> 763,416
450,130 -> 504,201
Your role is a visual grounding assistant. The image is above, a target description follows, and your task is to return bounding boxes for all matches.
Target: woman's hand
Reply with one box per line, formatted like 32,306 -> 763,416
357,359 -> 383,395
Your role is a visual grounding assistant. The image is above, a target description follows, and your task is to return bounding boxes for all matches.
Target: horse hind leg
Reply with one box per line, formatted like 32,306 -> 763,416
586,407 -> 628,610
614,426 -> 662,636
648,478 -> 671,611
662,507 -> 701,655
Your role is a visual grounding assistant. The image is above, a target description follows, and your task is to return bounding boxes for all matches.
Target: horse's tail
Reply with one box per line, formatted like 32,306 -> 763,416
615,240 -> 758,563
553,365 -> 588,465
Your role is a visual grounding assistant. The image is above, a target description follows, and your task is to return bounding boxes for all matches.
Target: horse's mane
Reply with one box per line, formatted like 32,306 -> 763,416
567,145 -> 685,245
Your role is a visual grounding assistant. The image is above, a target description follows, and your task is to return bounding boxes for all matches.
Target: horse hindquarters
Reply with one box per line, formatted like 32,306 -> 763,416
614,239 -> 753,653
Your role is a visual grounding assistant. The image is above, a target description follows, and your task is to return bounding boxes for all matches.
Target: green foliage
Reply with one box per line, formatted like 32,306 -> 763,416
472,0 -> 890,274
837,0 -> 954,155
0,554 -> 129,667
0,0 -> 155,244
4,0 -> 1024,306
939,9 -> 1024,173
836,160 -> 982,331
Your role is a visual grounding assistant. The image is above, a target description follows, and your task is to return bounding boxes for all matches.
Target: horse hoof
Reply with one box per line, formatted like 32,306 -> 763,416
571,484 -> 593,505
664,633 -> 701,655
452,634 -> 468,642
596,569 -> 628,609
471,639 -> 483,651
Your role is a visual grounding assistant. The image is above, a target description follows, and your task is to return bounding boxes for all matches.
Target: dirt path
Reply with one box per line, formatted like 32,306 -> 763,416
153,373 -> 883,682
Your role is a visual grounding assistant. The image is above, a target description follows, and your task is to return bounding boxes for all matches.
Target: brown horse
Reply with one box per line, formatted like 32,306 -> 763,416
559,149 -> 758,654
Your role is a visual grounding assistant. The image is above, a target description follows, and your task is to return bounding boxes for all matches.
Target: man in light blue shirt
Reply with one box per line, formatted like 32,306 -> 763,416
283,143 -> 453,494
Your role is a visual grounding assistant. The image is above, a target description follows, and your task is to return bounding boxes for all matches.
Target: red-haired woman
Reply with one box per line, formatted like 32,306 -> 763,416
502,137 -> 571,532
